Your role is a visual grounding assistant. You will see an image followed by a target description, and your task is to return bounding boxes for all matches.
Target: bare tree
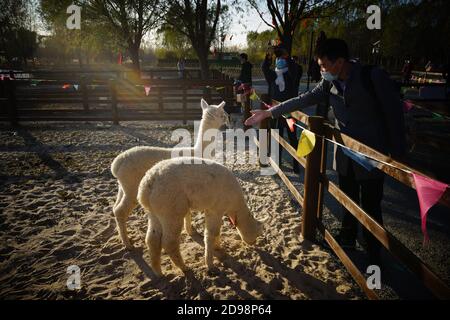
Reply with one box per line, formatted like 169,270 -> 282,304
246,0 -> 348,55
162,0 -> 223,79
84,0 -> 162,72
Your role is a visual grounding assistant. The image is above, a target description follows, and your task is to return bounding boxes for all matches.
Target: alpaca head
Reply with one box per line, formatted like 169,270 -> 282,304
235,211 -> 268,245
201,98 -> 229,129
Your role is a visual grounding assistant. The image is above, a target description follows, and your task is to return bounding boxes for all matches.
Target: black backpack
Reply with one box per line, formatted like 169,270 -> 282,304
322,65 -> 379,111
322,65 -> 397,151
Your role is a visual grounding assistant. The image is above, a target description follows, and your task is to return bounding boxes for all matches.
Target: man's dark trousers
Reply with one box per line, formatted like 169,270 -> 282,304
339,161 -> 384,265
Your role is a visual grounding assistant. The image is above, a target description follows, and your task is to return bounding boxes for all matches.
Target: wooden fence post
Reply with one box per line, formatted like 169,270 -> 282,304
81,76 -> 89,111
109,79 -> 119,125
302,116 -> 325,241
5,78 -> 18,126
182,85 -> 187,125
259,94 -> 271,167
158,86 -> 163,114
242,95 -> 251,131
316,123 -> 328,222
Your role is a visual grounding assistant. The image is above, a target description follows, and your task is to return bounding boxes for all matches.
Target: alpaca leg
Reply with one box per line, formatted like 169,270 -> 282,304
184,211 -> 193,235
145,215 -> 163,277
162,218 -> 188,273
204,215 -> 222,270
113,183 -> 138,249
211,235 -> 225,260
113,184 -> 124,211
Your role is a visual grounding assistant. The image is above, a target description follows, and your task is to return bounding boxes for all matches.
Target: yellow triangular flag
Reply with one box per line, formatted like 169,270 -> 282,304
249,90 -> 259,101
296,129 -> 316,157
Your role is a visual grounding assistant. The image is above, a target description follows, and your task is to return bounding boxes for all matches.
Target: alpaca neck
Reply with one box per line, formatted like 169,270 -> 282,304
193,116 -> 216,154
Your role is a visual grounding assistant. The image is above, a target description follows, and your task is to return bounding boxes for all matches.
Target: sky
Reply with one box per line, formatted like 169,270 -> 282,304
226,9 -> 272,48
31,1 -> 272,49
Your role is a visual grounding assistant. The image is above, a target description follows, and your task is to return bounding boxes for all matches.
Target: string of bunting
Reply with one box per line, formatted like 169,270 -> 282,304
282,113 -> 448,244
403,99 -> 448,120
250,92 -> 448,243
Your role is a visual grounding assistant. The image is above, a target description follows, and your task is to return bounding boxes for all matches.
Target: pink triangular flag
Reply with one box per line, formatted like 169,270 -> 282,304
412,173 -> 448,243
228,215 -> 236,228
403,100 -> 414,112
286,118 -> 296,133
144,85 -> 151,96
262,101 -> 273,109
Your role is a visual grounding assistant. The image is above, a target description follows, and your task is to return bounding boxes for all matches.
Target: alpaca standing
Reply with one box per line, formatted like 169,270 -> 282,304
137,157 -> 266,276
111,99 -> 228,249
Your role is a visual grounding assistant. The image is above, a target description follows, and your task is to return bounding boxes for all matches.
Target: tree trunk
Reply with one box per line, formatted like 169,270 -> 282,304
197,50 -> 210,80
129,44 -> 141,73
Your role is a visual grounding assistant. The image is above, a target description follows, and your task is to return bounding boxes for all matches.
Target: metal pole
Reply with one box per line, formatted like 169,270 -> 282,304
307,29 -> 314,91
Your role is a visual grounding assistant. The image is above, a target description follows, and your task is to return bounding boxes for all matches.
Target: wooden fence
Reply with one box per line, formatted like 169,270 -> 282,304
0,69 -> 234,125
254,95 -> 450,300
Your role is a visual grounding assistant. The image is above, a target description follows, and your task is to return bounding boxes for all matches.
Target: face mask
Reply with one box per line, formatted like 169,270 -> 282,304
321,71 -> 338,82
276,58 -> 287,69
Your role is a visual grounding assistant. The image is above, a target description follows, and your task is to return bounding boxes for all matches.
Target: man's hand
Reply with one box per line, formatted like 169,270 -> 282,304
244,109 -> 272,126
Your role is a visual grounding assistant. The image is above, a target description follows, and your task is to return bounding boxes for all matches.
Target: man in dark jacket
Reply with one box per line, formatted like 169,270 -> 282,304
246,38 -> 406,266
292,55 -> 303,95
237,53 -> 253,86
262,44 -> 300,173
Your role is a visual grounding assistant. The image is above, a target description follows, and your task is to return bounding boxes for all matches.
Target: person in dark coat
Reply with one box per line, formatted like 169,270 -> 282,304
237,53 -> 253,86
262,44 -> 300,173
292,55 -> 303,95
246,38 -> 407,266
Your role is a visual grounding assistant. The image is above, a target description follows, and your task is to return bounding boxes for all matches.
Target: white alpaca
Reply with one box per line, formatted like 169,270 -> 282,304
137,157 -> 266,276
111,99 -> 228,249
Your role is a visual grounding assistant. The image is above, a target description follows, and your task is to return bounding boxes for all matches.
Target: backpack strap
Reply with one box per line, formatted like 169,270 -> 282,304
361,64 -> 393,150
361,65 -> 379,103
317,79 -> 331,118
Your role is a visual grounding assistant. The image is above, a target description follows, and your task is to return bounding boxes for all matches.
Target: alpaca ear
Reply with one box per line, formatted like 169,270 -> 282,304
217,101 -> 226,109
201,98 -> 209,111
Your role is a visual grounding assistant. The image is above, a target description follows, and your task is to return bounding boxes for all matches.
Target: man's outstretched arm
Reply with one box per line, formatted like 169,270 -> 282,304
245,80 -> 328,126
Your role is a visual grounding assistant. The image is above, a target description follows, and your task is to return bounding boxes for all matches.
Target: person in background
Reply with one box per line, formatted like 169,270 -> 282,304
308,58 -> 321,83
237,53 -> 253,86
177,58 -> 186,79
246,38 -> 406,266
443,63 -> 449,98
262,43 -> 300,173
402,59 -> 413,84
292,55 -> 303,95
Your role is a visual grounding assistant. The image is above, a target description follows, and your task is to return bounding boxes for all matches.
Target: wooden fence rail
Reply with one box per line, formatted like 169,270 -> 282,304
0,75 -> 234,125
255,98 -> 450,300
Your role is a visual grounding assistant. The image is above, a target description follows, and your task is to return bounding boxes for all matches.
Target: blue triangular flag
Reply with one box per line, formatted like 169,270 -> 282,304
341,147 -> 379,171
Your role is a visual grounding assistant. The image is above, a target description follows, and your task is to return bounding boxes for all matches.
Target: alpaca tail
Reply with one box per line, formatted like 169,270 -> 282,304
110,154 -> 123,178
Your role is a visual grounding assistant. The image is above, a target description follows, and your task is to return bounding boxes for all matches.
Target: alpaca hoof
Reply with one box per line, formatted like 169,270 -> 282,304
151,267 -> 163,277
213,248 -> 226,259
207,266 -> 219,276
185,228 -> 199,237
124,241 -> 135,250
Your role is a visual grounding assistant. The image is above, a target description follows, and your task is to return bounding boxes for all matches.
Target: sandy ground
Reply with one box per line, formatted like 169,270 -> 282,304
0,120 -> 364,300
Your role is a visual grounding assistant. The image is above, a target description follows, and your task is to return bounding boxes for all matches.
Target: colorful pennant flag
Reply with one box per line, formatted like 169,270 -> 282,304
403,100 -> 414,112
286,118 -> 296,133
249,90 -> 259,101
144,85 -> 151,96
412,173 -> 448,243
296,129 -> 316,157
432,112 -> 444,119
341,147 -> 379,171
73,84 -> 79,91
62,84 -> 71,89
